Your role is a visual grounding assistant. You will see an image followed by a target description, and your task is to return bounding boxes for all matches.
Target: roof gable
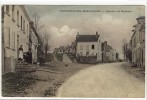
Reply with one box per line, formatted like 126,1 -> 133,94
76,35 -> 99,42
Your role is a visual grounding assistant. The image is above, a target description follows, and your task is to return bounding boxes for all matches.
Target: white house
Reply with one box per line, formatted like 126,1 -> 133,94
2,5 -> 30,74
131,16 -> 145,69
76,32 -> 102,63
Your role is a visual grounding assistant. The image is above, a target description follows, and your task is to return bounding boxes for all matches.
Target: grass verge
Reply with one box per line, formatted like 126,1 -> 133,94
55,53 -> 63,61
2,72 -> 38,97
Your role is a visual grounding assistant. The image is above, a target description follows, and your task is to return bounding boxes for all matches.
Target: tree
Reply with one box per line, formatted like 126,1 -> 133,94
33,13 -> 44,33
43,30 -> 50,59
126,49 -> 132,62
122,38 -> 132,62
32,13 -> 51,62
122,38 -> 127,61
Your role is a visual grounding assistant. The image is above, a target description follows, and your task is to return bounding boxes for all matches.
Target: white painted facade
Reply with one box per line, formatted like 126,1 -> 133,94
131,17 -> 145,65
2,5 -> 30,73
76,38 -> 102,62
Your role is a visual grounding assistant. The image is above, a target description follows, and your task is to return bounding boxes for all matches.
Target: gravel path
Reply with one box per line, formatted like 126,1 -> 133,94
62,54 -> 72,63
57,62 -> 145,98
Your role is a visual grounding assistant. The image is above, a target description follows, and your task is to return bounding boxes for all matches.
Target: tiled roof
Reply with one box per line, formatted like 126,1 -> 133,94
76,35 -> 99,42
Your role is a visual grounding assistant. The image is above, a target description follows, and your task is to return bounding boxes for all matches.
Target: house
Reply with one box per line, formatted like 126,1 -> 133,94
131,16 -> 145,69
76,32 -> 102,64
139,23 -> 145,70
29,22 -> 39,64
2,5 -> 30,74
101,41 -> 118,62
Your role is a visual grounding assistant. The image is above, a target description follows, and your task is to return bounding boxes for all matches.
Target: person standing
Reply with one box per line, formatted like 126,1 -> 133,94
26,48 -> 32,64
18,45 -> 23,63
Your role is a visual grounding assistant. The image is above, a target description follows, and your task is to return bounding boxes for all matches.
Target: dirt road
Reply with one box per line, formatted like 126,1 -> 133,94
57,62 -> 145,98
23,62 -> 91,97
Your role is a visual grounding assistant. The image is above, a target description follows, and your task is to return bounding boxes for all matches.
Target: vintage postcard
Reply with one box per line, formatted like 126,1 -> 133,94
1,5 -> 145,98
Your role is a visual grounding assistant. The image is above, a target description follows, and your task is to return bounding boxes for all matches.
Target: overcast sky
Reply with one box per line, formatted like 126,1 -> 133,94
25,5 -> 145,58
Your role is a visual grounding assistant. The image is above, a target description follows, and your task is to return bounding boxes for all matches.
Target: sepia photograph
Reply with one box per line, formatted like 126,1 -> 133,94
1,5 -> 145,98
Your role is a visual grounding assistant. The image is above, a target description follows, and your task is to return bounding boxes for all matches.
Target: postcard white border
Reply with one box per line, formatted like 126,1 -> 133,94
0,0 -> 146,100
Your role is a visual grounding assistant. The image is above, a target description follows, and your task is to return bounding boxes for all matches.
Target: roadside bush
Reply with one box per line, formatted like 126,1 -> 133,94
55,53 -> 63,61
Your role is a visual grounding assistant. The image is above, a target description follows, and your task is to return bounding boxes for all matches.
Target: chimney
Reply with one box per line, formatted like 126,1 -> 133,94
96,31 -> 98,35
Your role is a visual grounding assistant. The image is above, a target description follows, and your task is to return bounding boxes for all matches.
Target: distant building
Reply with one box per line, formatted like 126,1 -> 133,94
131,16 -> 145,69
101,41 -> 118,62
2,5 -> 30,74
76,32 -> 102,63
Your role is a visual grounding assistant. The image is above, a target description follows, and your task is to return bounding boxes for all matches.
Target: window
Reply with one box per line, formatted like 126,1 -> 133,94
92,44 -> 95,49
21,16 -> 23,30
80,45 -> 83,50
12,32 -> 15,49
23,20 -> 25,33
12,5 -> 15,20
5,27 -> 10,47
6,5 -> 9,13
17,10 -> 19,26
86,45 -> 89,50
27,25 -> 28,34
14,33 -> 15,49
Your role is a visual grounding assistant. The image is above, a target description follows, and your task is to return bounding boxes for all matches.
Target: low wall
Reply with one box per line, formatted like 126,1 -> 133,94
77,56 -> 97,64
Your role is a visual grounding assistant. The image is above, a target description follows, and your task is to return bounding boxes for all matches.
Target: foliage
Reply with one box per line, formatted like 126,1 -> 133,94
2,72 -> 38,97
55,53 -> 63,61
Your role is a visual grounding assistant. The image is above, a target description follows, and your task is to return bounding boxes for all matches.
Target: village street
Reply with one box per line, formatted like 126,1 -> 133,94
2,5 -> 145,98
9,54 -> 144,97
57,62 -> 145,98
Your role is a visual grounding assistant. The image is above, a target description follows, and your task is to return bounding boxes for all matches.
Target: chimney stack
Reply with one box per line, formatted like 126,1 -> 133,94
96,31 -> 98,35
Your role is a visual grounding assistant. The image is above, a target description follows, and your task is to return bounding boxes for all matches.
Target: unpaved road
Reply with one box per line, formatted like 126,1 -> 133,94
22,61 -> 91,97
57,62 -> 145,98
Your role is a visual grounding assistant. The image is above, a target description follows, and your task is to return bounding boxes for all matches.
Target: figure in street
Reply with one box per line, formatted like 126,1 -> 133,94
18,45 -> 23,63
26,48 -> 32,64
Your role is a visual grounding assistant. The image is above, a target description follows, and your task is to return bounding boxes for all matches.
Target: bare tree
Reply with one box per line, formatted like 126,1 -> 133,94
33,13 -> 51,62
122,38 -> 132,62
33,13 -> 44,33
122,38 -> 127,61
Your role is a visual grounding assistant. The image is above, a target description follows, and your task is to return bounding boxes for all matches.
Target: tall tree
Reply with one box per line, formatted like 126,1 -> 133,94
33,13 -> 44,33
122,38 -> 127,61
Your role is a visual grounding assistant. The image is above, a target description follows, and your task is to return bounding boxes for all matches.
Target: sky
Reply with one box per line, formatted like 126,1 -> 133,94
25,5 -> 145,59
